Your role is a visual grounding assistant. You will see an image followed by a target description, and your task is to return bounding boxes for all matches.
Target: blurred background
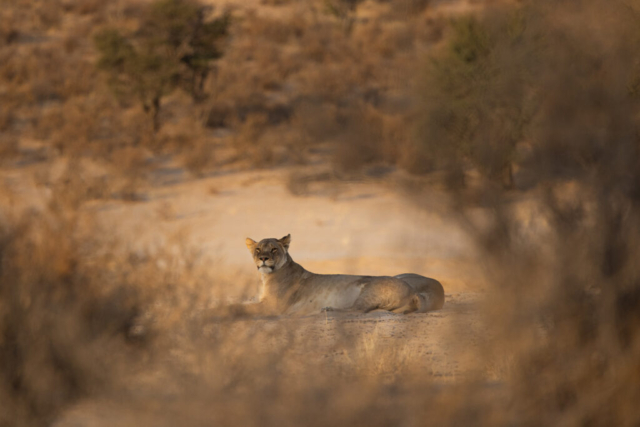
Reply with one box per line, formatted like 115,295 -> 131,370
1,0 -> 640,425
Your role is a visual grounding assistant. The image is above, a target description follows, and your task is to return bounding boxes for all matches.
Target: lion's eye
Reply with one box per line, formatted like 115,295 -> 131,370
271,248 -> 277,253
255,248 -> 260,253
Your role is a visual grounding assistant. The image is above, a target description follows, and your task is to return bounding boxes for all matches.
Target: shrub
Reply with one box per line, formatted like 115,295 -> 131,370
94,0 -> 230,132
418,11 -> 533,188
0,210 -> 147,426
417,1 -> 640,424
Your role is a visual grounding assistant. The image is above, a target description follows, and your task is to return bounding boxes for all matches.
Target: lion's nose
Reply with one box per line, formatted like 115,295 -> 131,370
259,256 -> 269,262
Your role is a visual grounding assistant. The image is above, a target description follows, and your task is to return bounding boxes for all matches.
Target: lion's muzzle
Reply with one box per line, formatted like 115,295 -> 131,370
257,260 -> 275,273
258,264 -> 273,273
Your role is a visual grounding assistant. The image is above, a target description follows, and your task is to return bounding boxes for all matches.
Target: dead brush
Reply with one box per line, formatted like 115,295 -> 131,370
180,135 -> 217,177
330,104 -> 407,175
0,171 -> 222,426
231,113 -> 274,166
333,323 -> 426,381
0,209 -> 145,426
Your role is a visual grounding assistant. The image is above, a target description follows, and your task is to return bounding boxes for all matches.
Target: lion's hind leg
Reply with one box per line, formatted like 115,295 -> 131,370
394,273 -> 445,311
347,277 -> 415,314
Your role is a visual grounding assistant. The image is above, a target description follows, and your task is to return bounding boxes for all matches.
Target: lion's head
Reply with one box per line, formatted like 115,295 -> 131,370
245,234 -> 291,274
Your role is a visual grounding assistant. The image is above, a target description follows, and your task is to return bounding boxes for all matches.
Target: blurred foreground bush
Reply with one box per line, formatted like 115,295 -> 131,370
418,1 -> 640,424
0,210 -> 146,426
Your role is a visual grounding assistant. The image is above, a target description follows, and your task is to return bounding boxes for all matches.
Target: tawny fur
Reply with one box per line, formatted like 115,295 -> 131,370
221,234 -> 445,316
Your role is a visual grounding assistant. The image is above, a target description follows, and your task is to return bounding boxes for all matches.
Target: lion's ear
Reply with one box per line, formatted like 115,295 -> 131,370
279,234 -> 291,250
245,238 -> 257,251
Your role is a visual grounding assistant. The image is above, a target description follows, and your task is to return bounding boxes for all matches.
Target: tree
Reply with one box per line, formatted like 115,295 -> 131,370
94,0 -> 229,132
419,13 -> 533,189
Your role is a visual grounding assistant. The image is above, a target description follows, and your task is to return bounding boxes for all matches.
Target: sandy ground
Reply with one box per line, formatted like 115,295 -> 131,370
250,291 -> 486,380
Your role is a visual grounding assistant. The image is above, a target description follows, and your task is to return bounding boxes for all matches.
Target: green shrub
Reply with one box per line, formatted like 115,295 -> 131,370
418,12 -> 532,188
94,0 -> 229,132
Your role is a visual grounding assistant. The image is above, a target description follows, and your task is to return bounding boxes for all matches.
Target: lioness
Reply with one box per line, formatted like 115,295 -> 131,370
223,234 -> 444,316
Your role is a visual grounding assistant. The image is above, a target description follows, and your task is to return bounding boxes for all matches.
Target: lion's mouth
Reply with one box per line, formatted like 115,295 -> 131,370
258,264 -> 274,272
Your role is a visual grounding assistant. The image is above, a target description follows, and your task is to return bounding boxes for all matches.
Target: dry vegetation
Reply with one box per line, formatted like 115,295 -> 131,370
1,0 -> 640,425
